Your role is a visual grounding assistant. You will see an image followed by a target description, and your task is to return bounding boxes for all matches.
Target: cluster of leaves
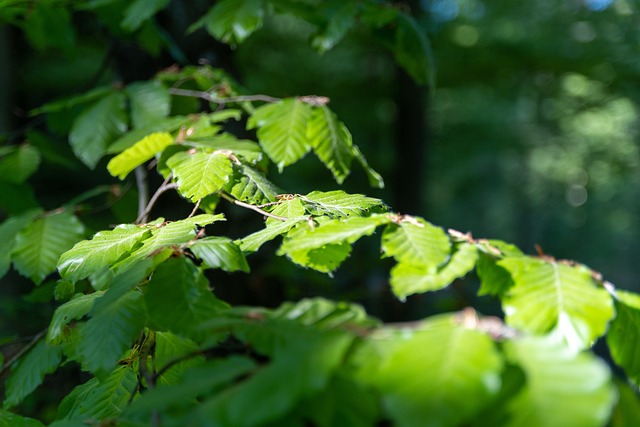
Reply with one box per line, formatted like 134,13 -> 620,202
1,1 -> 640,427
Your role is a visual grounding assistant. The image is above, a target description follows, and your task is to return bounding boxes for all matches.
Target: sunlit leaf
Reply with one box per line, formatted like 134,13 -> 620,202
306,105 -> 353,183
229,163 -> 281,204
351,145 -> 384,188
0,145 -> 41,184
185,134 -> 263,164
390,243 -> 478,299
271,297 -> 379,330
3,340 -> 63,409
107,132 -> 174,179
167,149 -> 233,201
266,198 -> 306,225
69,92 -> 127,168
12,211 -> 84,284
301,190 -> 387,218
57,224 -> 153,282
502,335 -> 615,427
607,290 -> 640,386
121,0 -> 170,32
500,257 -> 614,350
197,0 -> 264,45
190,236 -> 250,273
236,218 -> 306,253
381,217 -> 451,267
125,80 -> 170,129
247,98 -> 314,171
77,290 -> 146,378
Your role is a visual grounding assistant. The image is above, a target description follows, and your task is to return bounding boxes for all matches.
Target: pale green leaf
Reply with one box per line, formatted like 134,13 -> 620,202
145,257 -> 228,339
77,290 -> 146,378
503,335 -> 615,427
0,209 -> 41,279
351,145 -> 384,188
3,340 -> 63,409
59,365 -> 137,421
125,80 -> 170,129
279,215 -> 390,260
47,292 -> 103,345
311,2 -> 357,52
229,163 -> 281,204
287,242 -> 352,273
0,145 -> 40,184
265,198 -> 306,225
200,0 -> 264,45
167,149 -> 233,201
107,115 -> 191,154
381,217 -> 451,268
306,105 -> 353,183
112,214 -> 225,273
190,236 -> 249,273
12,211 -> 84,284
500,257 -> 614,350
107,132 -> 174,179
0,410 -> 44,427
69,92 -> 127,168
301,190 -> 387,218
271,297 -> 379,330
247,98 -> 314,171
235,218 -> 306,253
57,224 -> 153,282
607,290 -> 640,386
368,315 -> 503,427
390,243 -> 478,299
185,134 -> 263,164
121,0 -> 170,32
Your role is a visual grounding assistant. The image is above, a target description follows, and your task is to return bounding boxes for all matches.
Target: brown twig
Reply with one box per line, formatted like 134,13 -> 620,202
168,88 -> 280,104
136,175 -> 178,224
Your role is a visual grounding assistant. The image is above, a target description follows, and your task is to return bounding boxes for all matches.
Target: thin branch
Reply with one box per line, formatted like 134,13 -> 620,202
135,166 -> 149,223
136,175 -> 178,224
188,198 -> 201,218
0,329 -> 46,376
168,88 -> 280,105
220,192 -> 288,221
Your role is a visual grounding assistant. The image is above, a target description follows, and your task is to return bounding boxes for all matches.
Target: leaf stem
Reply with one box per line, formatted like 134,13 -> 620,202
219,192 -> 288,221
136,175 -> 178,224
168,88 -> 281,104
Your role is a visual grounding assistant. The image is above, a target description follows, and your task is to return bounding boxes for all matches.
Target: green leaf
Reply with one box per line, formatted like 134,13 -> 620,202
69,92 -> 128,168
351,145 -> 384,188
194,326 -> 353,427
107,115 -> 191,154
77,290 -> 146,378
229,163 -> 281,204
125,80 -> 170,129
610,379 -> 640,427
477,253 -> 516,296
112,214 -> 224,273
247,98 -> 314,171
311,2 -> 357,53
393,14 -> 433,86
57,223 -> 153,282
0,410 -> 44,427
47,292 -> 103,345
301,190 -> 387,218
154,331 -> 202,386
367,315 -> 503,427
189,236 -> 250,273
306,105 -> 353,184
30,86 -> 113,115
607,290 -> 640,386
0,145 -> 40,184
21,3 -> 75,53
502,335 -> 615,427
121,0 -> 170,32
381,217 -> 451,268
3,340 -> 63,409
58,365 -> 138,421
185,134 -> 263,164
167,149 -> 233,201
12,211 -> 84,284
0,209 -> 41,279
499,257 -> 614,350
265,198 -> 306,225
271,297 -> 379,330
279,215 -> 390,270
107,132 -> 174,179
200,0 -> 264,45
390,243 -> 478,299
145,257 -> 228,339
236,218 -> 306,253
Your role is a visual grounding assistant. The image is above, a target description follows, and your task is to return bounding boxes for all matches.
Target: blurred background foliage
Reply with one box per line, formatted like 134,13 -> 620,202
1,0 -> 639,331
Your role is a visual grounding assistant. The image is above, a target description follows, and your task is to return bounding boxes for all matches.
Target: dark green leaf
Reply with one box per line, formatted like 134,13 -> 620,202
199,0 -> 264,45
0,209 -> 41,279
311,1 -> 357,52
393,14 -> 434,86
607,290 -> 640,386
47,292 -> 103,345
351,145 -> 384,188
125,80 -> 170,129
121,0 -> 171,32
0,410 -> 44,427
190,236 -> 250,273
0,145 -> 40,184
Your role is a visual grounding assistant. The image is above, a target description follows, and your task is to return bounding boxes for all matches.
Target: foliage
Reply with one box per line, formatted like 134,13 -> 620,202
1,1 -> 639,426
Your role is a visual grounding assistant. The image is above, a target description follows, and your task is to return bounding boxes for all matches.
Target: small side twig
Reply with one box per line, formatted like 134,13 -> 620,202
136,175 -> 178,224
220,192 -> 288,221
168,88 -> 280,105
188,199 -> 201,218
